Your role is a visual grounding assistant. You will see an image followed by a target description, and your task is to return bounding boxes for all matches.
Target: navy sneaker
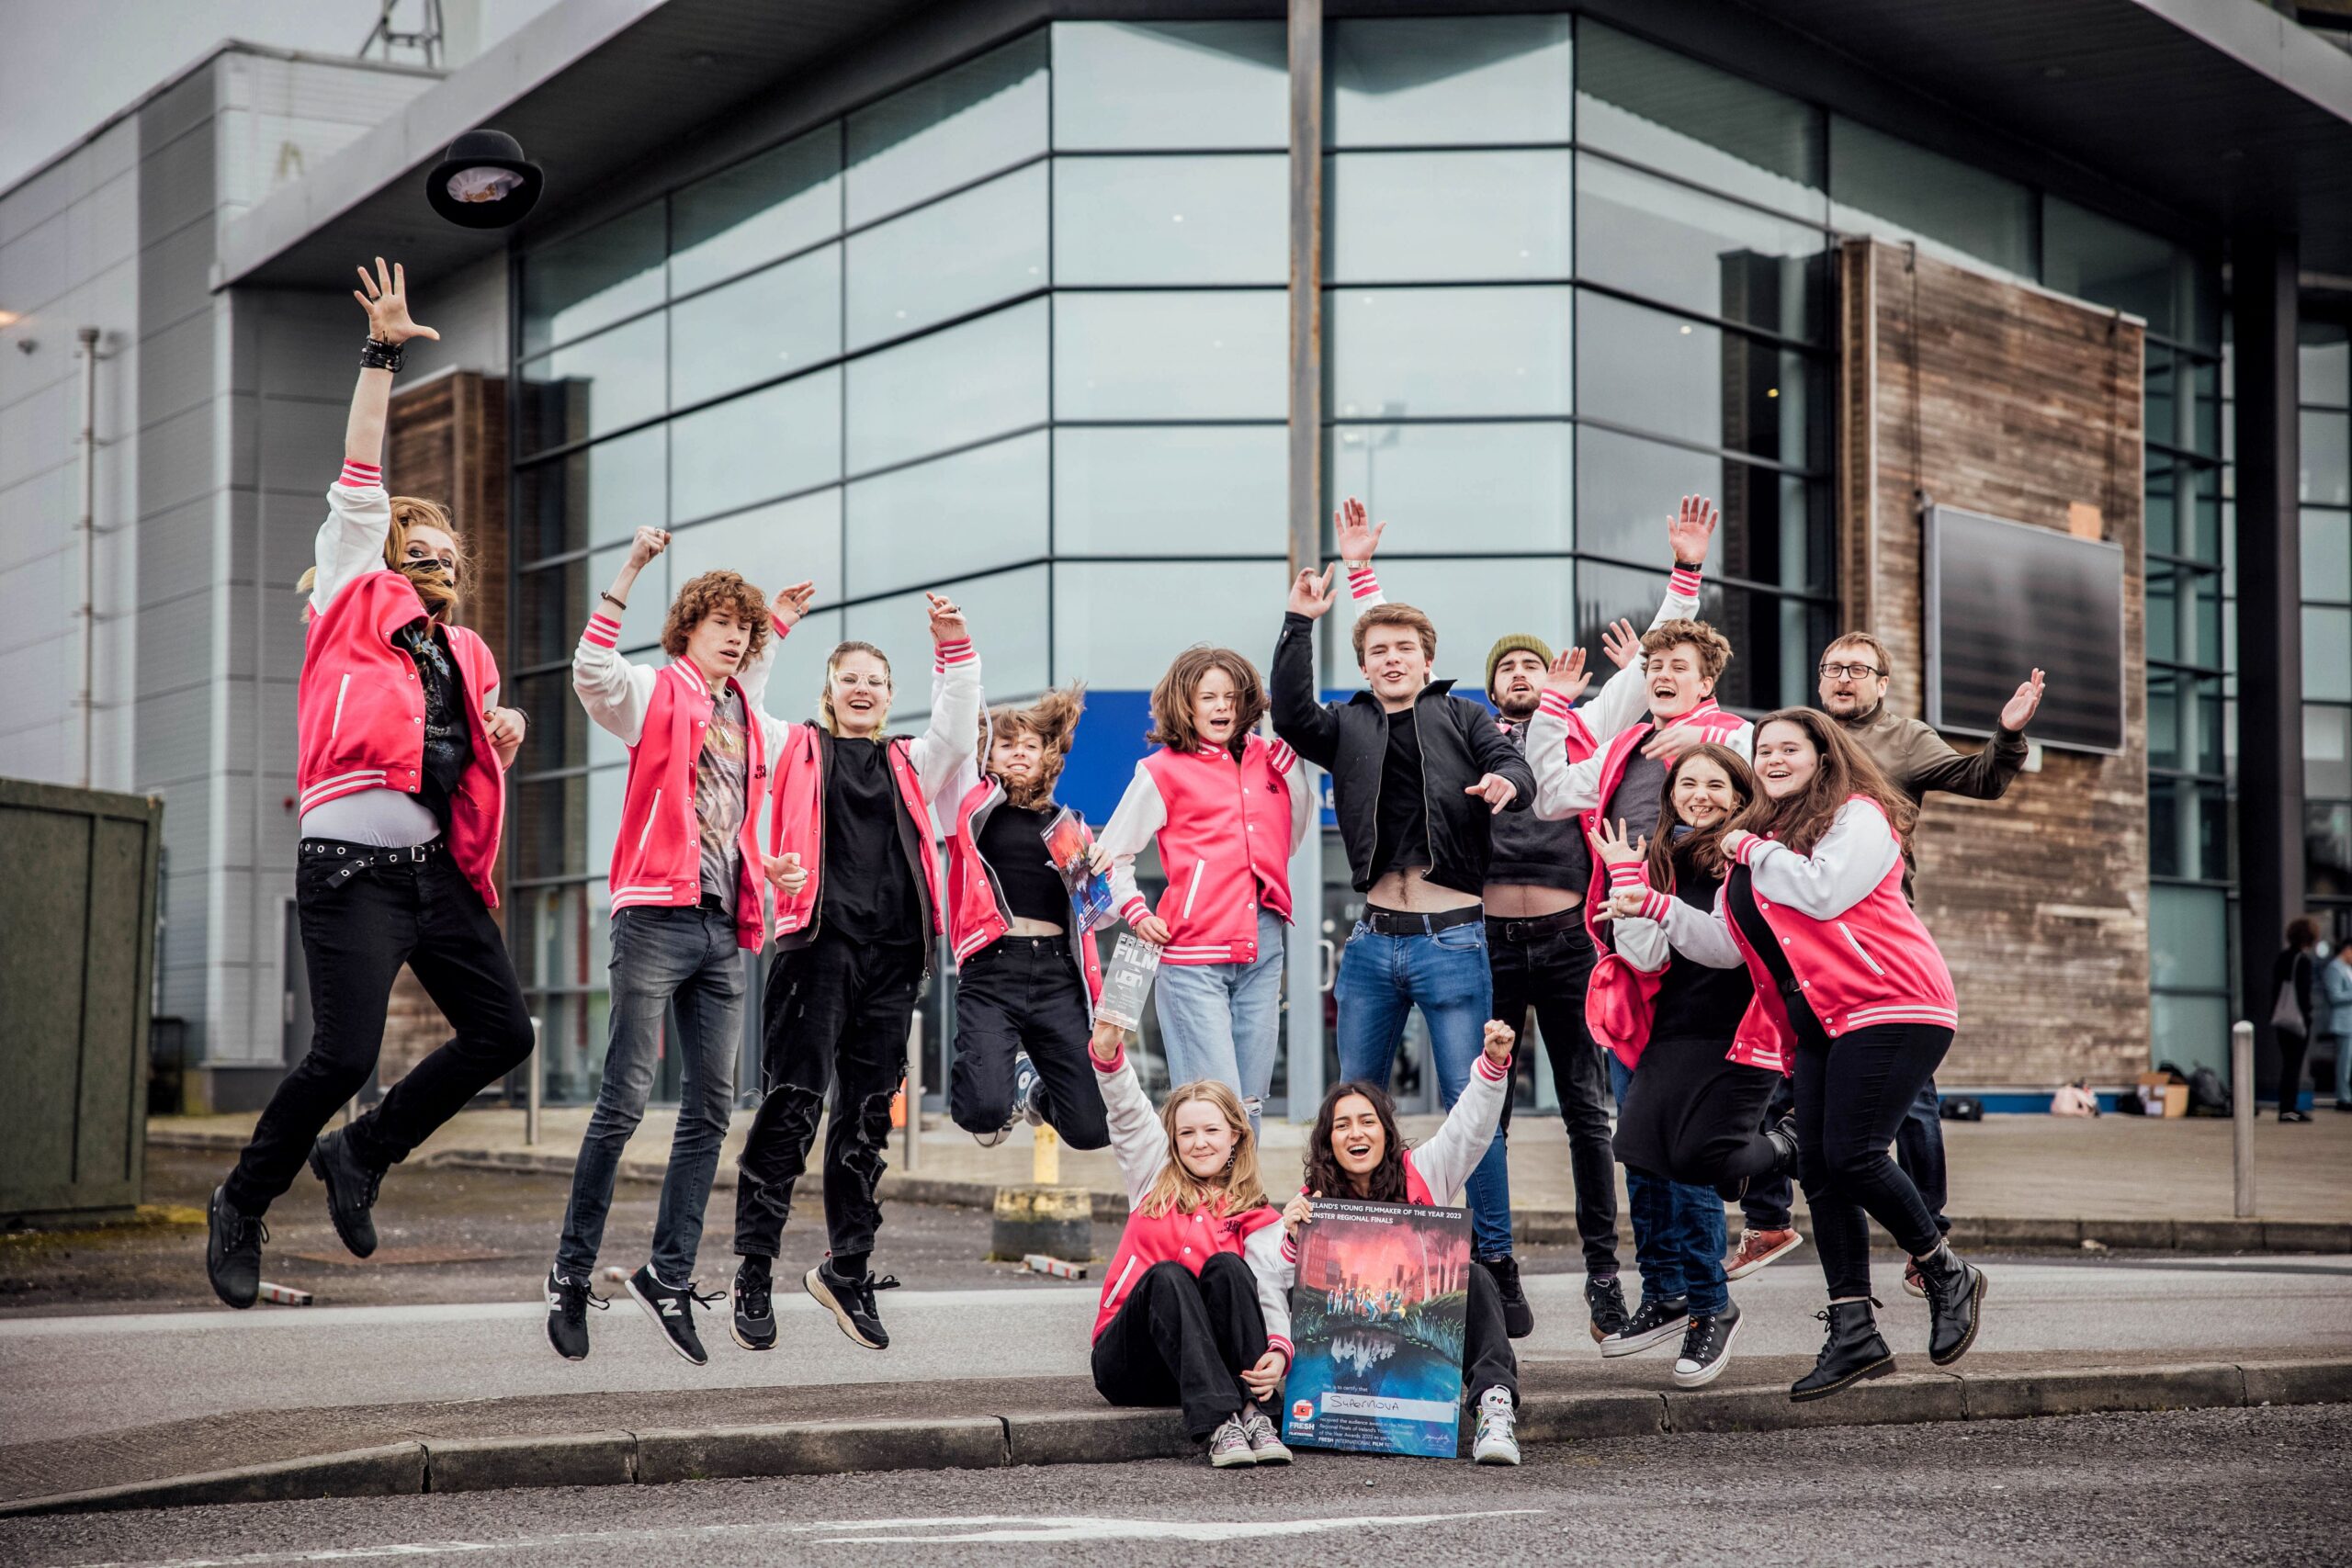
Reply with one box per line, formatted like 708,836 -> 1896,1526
627,1264 -> 720,1366
545,1268 -> 606,1360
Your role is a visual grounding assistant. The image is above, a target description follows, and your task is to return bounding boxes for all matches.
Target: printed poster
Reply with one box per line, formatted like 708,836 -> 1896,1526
1282,1198 -> 1472,1458
1040,807 -> 1116,933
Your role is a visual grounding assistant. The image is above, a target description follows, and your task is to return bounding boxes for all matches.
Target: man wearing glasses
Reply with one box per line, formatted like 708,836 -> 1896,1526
1727,633 -> 2045,1292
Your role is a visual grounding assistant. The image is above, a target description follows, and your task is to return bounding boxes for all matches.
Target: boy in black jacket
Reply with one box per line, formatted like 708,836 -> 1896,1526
1271,514 -> 1537,1327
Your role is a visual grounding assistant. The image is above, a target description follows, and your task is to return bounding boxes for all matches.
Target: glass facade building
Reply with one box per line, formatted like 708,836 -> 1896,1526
499,16 -> 2244,1108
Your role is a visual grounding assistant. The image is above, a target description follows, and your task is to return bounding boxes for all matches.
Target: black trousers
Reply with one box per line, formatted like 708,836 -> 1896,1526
733,928 -> 925,1262
1092,1254 -> 1269,1439
1486,911 -> 1620,1272
1612,1034 -> 1781,1190
1792,1020 -> 1955,1300
2277,1026 -> 2311,1112
1464,1258 -> 1520,1405
225,841 -> 535,1217
1747,1073 -> 1950,1233
1741,1076 -> 1798,1232
947,935 -> 1110,1149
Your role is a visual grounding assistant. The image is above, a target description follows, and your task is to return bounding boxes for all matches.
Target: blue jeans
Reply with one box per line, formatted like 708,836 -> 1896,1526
556,904 -> 742,1285
1333,917 -> 1510,1258
1610,1055 -> 1728,1316
1895,1078 -> 1951,1234
1152,908 -> 1286,1121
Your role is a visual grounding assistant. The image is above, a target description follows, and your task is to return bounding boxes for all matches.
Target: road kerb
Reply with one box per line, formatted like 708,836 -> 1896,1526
1958,1362 -> 2245,1421
2238,1358 -> 2352,1407
0,1442 -> 425,1517
424,1430 -> 638,1494
632,1416 -> 1008,1486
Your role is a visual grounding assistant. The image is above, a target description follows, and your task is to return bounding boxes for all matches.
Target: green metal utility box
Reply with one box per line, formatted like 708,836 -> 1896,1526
0,779 -> 164,1226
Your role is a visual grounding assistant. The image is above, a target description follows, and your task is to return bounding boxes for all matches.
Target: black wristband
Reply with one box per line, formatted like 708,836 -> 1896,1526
599,591 -> 628,610
361,336 -> 405,373
1674,558 -> 1705,572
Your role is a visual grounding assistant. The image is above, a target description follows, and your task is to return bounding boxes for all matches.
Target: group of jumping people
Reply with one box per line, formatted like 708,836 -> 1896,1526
204,260 -> 2049,1472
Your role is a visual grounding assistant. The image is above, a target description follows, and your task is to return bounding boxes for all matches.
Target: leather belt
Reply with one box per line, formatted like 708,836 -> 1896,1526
1363,903 -> 1483,936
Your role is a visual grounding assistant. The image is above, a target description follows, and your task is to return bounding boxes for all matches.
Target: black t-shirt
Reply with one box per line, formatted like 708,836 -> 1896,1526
978,800 -> 1068,926
1727,864 -> 1825,1041
1603,730 -> 1669,847
1647,838 -> 1755,1043
1486,719 -> 1589,892
394,620 -> 473,826
821,739 -> 920,943
1369,709 -> 1433,884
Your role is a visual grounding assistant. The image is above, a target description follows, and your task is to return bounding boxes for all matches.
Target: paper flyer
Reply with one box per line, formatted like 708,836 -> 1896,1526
1283,1198 -> 1473,1459
1094,932 -> 1162,1031
1039,806 -> 1117,933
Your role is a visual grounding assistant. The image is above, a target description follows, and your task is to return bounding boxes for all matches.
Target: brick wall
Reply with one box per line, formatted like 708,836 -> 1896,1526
1837,238 -> 2149,1088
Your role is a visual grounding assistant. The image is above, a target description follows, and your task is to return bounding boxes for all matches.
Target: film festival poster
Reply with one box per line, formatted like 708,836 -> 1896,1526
1283,1198 -> 1473,1459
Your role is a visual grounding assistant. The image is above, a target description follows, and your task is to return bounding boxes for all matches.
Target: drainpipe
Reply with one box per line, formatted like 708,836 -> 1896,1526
76,325 -> 100,789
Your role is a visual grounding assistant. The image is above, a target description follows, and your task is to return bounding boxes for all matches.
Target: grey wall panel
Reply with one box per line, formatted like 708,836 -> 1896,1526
135,495 -> 216,607
0,211 -> 71,317
138,67 -> 219,160
135,402 -> 218,519
138,310 -> 219,431
254,395 -> 348,493
134,684 -> 216,791
136,218 -> 218,342
0,465 -> 75,574
136,125 -> 219,252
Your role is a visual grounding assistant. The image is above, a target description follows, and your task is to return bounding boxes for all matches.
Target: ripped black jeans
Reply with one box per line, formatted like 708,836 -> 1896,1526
733,929 -> 925,1264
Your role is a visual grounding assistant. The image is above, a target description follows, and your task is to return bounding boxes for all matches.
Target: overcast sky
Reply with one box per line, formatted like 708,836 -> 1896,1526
0,0 -> 562,193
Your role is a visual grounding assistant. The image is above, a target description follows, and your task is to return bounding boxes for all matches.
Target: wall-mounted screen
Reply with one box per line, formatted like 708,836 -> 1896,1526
1925,504 -> 2124,755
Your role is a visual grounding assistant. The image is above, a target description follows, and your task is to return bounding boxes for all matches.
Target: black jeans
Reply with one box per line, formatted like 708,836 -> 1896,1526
2277,1027 -> 2311,1113
1792,1021 -> 1956,1299
1486,911 -> 1619,1273
1091,1253 -> 1269,1439
948,935 -> 1110,1149
1746,1074 -> 1949,1233
225,840 -> 535,1216
1464,1257 -> 1520,1405
733,928 -> 925,1263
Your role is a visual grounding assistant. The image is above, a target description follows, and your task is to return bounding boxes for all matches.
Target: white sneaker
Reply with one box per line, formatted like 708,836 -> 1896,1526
1471,1385 -> 1520,1466
1207,1415 -> 1258,1469
1239,1404 -> 1292,1464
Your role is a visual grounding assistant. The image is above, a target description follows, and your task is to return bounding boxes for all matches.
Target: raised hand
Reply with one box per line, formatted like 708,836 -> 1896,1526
1481,1019 -> 1516,1067
1543,648 -> 1589,698
1334,497 -> 1385,564
1587,817 -> 1645,869
1600,617 -> 1642,671
2000,669 -> 2046,732
925,591 -> 967,644
352,257 -> 439,345
1287,564 -> 1339,620
763,851 -> 808,897
1667,494 -> 1717,566
1089,1018 -> 1128,1065
771,580 -> 816,629
1639,722 -> 1710,763
627,526 -> 670,570
1465,773 -> 1517,815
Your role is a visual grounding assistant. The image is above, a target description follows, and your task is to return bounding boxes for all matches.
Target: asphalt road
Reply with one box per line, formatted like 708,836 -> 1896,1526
3,1404 -> 2343,1567
3,1254 -> 2346,1445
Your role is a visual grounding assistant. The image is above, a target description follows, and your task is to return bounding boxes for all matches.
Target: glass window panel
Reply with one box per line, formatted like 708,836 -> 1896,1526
665,488 -> 843,614
1828,117 -> 2034,279
848,164 -> 1046,350
512,884 -> 612,997
515,546 -> 634,673
1576,425 -> 1826,593
1575,155 -> 1826,343
2301,322 -> 2349,408
1577,559 -> 1829,712
842,566 -> 1051,705
2309,802 -> 2352,899
1577,292 -> 1815,466
2184,354 -> 2222,459
1053,155 -> 1285,285
2149,884 -> 2230,990
2193,781 -> 2230,883
1054,561 -> 1288,690
514,426 -> 666,563
1329,285 -> 1570,418
2040,197 -> 2198,344
2147,667 -> 2181,774
1052,20 -> 1286,150
1328,15 -> 1572,147
1327,152 -> 1569,283
2143,458 -> 2177,558
1316,558 -> 1577,694
2145,346 -> 2177,456
844,433 -> 1047,598
2302,410 -> 2349,507
1575,23 -> 1824,220
2148,777 -> 2184,880
1055,291 -> 1286,421
669,370 -> 841,523
2306,606 -> 2352,702
1327,423 -> 1571,554
1054,426 -> 1285,555
846,299 -> 1048,474
763,607 -> 842,727
670,244 -> 842,408
511,776 -> 587,883
2145,560 -> 2178,667
510,670 -> 582,773
522,204 -> 665,355
2195,674 -> 2225,776
516,314 -> 667,455
845,31 -> 1047,227
2188,569 -> 2222,671
2304,510 -> 2352,604
2150,992 -> 2230,1080
2307,705 -> 2352,801
533,987 -> 614,1107
669,124 -> 842,295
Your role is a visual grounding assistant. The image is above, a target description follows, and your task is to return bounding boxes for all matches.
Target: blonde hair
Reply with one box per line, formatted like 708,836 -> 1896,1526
819,639 -> 893,738
1136,1078 -> 1268,1219
296,496 -> 466,620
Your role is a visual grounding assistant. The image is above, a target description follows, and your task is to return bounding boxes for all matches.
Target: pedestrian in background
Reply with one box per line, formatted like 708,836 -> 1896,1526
2270,916 -> 2323,1122
2322,939 -> 2352,1112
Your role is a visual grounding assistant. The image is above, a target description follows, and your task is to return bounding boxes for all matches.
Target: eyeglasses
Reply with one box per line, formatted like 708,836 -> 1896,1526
1817,661 -> 1884,681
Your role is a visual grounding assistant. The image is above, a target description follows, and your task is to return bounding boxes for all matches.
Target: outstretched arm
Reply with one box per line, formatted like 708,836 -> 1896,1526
573,526 -> 670,747
312,259 -> 440,616
1270,566 -> 1342,769
912,591 -> 982,801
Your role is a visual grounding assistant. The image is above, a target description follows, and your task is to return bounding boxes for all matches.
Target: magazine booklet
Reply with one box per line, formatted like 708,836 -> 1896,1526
1039,806 -> 1117,933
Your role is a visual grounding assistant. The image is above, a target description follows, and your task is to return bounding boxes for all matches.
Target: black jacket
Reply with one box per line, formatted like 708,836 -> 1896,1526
1271,610 -> 1535,897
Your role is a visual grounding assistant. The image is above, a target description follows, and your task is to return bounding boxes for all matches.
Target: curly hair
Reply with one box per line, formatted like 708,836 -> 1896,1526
1730,707 -> 1917,856
983,683 -> 1085,809
1303,1080 -> 1411,1204
661,570 -> 770,663
1642,617 -> 1734,685
1148,646 -> 1268,758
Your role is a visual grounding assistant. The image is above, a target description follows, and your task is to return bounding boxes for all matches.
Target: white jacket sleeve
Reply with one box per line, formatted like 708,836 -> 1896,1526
1612,905 -> 1674,973
1637,883 -> 1747,969
571,610 -> 659,748
1095,1052 -> 1169,1204
1402,1051 -> 1510,1204
1524,695 -> 1606,821
1242,1224 -> 1295,1362
1095,763 -> 1170,927
1579,568 -> 1704,747
1344,564 -> 1385,620
310,476 -> 394,618
910,637 -> 982,804
1736,799 -> 1900,921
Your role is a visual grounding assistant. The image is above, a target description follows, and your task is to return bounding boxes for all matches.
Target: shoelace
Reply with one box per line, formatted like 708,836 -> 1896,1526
554,1278 -> 609,1325
737,1272 -> 773,1314
848,1273 -> 901,1314
234,1215 -> 270,1252
685,1284 -> 726,1314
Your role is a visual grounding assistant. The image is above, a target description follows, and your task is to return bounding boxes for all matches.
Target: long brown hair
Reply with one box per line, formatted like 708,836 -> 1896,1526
1137,1078 -> 1268,1218
1642,742 -> 1758,893
1148,646 -> 1267,758
296,495 -> 466,621
1729,707 -> 1916,855
1304,1080 -> 1410,1204
984,683 -> 1085,809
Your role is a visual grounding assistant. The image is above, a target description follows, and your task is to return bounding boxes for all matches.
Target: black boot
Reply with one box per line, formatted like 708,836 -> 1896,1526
308,1126 -> 383,1259
1914,1245 -> 1987,1366
1717,1115 -> 1802,1203
1790,1298 -> 1893,1403
1478,1255 -> 1535,1339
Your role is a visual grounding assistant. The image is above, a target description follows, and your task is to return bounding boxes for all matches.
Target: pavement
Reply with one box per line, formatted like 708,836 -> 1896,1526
1,1403 -> 2345,1564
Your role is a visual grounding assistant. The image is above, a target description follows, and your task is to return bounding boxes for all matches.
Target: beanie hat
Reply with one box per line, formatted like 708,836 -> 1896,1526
1485,633 -> 1553,696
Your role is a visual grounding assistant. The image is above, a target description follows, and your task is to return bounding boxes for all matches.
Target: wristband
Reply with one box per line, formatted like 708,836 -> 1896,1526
1673,558 -> 1704,572
360,336 -> 405,373
599,591 -> 628,610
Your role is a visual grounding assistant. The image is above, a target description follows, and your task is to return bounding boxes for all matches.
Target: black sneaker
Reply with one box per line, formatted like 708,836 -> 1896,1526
1585,1273 -> 1630,1343
1672,1300 -> 1742,1389
206,1185 -> 266,1310
1600,1293 -> 1689,1359
307,1127 -> 383,1259
805,1258 -> 899,1350
732,1258 -> 778,1352
545,1268 -> 606,1360
1478,1255 -> 1534,1338
626,1264 -> 721,1366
